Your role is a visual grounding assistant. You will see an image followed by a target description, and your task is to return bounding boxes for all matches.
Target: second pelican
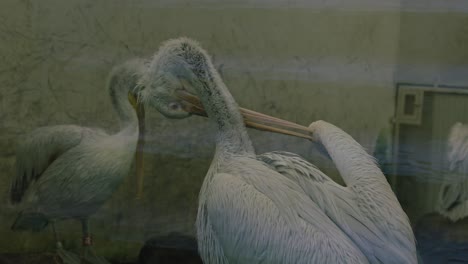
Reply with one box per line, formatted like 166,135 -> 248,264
10,59 -> 147,264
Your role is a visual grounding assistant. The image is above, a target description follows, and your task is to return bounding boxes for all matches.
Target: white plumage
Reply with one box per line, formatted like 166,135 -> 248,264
437,122 -> 468,222
10,59 -> 147,263
259,121 -> 417,263
138,37 -> 417,263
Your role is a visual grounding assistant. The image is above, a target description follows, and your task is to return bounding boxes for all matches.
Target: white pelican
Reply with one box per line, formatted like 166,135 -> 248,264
437,122 -> 468,221
137,37 -> 417,263
9,59 -> 147,264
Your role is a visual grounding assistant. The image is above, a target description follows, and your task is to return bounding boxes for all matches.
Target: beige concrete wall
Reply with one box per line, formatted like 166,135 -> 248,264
397,1 -> 468,86
0,0 -> 402,259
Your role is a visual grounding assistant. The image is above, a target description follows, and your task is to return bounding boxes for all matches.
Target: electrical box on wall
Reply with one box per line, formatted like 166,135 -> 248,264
395,86 -> 424,125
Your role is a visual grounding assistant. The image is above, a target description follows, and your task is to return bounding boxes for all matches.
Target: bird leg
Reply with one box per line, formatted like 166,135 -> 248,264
52,222 -> 63,264
51,221 -> 81,264
82,219 -> 92,247
81,218 -> 91,263
80,219 -> 111,264
51,221 -> 62,249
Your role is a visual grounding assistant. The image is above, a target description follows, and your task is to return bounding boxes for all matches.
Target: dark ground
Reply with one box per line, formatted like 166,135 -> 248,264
0,253 -> 135,264
0,253 -> 63,264
3,219 -> 468,264
415,213 -> 468,264
0,233 -> 202,264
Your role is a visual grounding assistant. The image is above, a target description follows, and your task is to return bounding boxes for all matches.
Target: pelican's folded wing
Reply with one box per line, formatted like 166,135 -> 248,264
258,151 -> 411,264
10,125 -> 102,204
202,171 -> 368,264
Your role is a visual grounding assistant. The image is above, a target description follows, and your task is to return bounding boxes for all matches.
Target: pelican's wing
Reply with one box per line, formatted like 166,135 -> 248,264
258,151 -> 411,264
201,171 -> 368,264
438,122 -> 468,221
10,125 -> 104,204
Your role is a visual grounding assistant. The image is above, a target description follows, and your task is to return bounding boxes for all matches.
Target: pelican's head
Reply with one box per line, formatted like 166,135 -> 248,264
108,59 -> 148,118
137,37 -> 315,140
137,38 -> 208,119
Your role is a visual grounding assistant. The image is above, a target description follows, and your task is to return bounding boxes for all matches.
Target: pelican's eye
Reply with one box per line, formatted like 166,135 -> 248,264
169,102 -> 181,111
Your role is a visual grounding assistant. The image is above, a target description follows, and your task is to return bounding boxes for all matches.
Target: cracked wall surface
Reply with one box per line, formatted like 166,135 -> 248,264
0,0 -> 408,259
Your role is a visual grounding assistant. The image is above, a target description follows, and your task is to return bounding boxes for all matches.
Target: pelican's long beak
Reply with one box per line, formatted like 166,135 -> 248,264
136,102 -> 146,199
129,92 -> 146,199
176,90 -> 313,140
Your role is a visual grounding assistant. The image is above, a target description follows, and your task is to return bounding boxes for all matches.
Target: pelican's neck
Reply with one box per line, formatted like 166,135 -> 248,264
110,87 -> 139,132
312,121 -> 388,187
191,57 -> 254,156
312,121 -> 417,260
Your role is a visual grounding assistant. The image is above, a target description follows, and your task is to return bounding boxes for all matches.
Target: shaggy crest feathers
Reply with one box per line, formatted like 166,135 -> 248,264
137,37 -> 210,105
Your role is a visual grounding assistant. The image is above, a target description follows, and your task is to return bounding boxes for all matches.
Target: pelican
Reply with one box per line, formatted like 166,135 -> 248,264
137,37 -> 417,263
437,122 -> 468,221
9,59 -> 147,264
